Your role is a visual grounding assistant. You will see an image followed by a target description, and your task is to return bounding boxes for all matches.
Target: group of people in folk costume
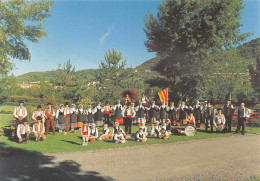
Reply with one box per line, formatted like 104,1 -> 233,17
13,93 -> 250,144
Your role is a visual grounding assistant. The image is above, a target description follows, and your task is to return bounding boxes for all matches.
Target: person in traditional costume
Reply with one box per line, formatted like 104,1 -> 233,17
86,105 -> 95,126
135,101 -> 146,125
104,102 -> 111,125
150,121 -> 161,137
81,121 -> 90,146
187,109 -> 196,127
114,100 -> 124,125
139,122 -> 148,136
140,93 -> 148,107
168,102 -> 177,125
235,103 -> 250,135
204,101 -> 214,133
179,101 -> 188,125
89,124 -> 98,141
193,100 -> 202,127
165,119 -> 172,135
146,100 -> 158,125
131,103 -> 137,124
16,119 -> 30,143
122,102 -> 136,134
114,129 -> 127,143
45,103 -> 55,135
64,102 -> 71,133
222,100 -> 234,133
14,100 -> 28,129
123,94 -> 131,105
99,124 -> 112,140
32,105 -> 46,141
135,127 -> 147,142
94,102 -> 104,127
76,104 -> 85,129
112,122 -> 124,136
70,104 -> 77,131
159,128 -> 169,140
159,101 -> 168,124
56,104 -> 65,133
214,108 -> 226,133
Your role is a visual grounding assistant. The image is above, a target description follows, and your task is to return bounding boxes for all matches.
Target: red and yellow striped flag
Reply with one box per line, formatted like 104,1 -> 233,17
158,88 -> 168,106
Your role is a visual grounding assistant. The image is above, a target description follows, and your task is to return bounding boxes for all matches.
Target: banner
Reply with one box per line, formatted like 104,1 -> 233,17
158,88 -> 168,106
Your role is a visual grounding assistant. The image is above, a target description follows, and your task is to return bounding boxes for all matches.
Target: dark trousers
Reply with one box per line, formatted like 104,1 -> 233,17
104,114 -> 110,124
125,117 -> 132,134
224,115 -> 232,132
46,117 -> 55,135
236,118 -> 246,134
205,118 -> 213,132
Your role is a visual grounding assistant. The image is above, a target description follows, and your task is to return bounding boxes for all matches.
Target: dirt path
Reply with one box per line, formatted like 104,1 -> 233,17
1,135 -> 260,181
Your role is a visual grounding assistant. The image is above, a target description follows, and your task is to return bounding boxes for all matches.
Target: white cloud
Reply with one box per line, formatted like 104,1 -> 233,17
99,24 -> 115,46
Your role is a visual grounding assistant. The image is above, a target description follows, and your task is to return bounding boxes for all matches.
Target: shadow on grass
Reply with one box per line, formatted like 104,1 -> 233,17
60,140 -> 82,145
0,142 -> 114,181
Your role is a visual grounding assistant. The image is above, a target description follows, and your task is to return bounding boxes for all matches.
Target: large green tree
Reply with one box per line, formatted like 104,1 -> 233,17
248,56 -> 260,102
0,0 -> 54,76
144,0 -> 250,103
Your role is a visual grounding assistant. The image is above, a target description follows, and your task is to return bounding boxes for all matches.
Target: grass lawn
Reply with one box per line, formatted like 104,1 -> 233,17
0,113 -> 260,154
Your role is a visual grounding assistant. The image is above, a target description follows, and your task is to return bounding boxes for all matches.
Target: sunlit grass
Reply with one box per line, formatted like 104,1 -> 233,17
1,113 -> 259,154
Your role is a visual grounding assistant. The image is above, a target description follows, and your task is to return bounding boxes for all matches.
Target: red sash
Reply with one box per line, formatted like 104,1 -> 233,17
82,126 -> 89,135
190,120 -> 194,124
105,111 -> 110,114
66,114 -> 70,116
217,123 -> 222,126
127,115 -> 132,118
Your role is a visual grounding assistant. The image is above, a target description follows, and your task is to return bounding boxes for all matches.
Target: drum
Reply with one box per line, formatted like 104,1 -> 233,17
184,126 -> 197,136
89,137 -> 95,142
216,125 -> 224,131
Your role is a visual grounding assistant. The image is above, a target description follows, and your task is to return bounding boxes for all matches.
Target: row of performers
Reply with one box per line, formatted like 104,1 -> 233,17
14,100 -> 250,143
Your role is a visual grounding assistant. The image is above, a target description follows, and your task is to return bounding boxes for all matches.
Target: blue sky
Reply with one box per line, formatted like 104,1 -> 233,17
12,0 -> 260,76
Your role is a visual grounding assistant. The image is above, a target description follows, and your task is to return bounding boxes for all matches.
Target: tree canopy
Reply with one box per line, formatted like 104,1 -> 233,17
0,0 -> 54,76
144,0 -> 250,103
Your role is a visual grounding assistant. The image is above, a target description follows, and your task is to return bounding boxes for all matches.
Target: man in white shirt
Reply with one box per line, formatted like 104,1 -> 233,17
122,103 -> 136,134
14,100 -> 27,129
32,105 -> 46,141
235,103 -> 250,135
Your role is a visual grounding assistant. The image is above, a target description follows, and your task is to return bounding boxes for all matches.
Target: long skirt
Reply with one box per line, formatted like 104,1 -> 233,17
56,115 -> 65,129
77,113 -> 85,128
65,116 -> 70,131
70,113 -> 77,129
87,115 -> 94,126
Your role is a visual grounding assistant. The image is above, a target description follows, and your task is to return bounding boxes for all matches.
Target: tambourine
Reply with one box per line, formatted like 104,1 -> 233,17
184,126 -> 197,136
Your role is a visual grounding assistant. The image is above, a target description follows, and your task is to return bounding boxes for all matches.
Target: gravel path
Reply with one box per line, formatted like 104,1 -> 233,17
1,134 -> 260,181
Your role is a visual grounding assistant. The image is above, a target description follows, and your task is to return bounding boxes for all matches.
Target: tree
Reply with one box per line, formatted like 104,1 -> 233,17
248,56 -> 260,102
0,0 -> 54,76
144,0 -> 250,103
97,49 -> 131,104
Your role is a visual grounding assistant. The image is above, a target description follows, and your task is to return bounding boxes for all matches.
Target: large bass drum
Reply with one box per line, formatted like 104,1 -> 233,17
185,125 -> 197,136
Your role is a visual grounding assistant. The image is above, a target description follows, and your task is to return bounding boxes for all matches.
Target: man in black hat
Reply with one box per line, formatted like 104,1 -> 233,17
222,100 -> 234,133
13,100 -> 28,129
32,105 -> 46,141
45,103 -> 56,135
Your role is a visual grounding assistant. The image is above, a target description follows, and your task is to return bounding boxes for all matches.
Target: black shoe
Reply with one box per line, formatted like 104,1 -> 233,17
24,140 -> 29,144
242,132 -> 245,135
234,132 -> 239,134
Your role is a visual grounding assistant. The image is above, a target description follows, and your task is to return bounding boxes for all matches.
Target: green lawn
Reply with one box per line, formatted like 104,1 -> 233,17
0,113 -> 259,154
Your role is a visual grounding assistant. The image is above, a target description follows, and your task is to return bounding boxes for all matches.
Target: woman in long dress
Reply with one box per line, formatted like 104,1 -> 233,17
76,104 -> 85,129
86,105 -> 94,126
70,104 -> 77,131
56,104 -> 65,133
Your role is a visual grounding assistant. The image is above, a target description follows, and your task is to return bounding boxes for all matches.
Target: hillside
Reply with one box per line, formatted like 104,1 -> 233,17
16,37 -> 260,84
